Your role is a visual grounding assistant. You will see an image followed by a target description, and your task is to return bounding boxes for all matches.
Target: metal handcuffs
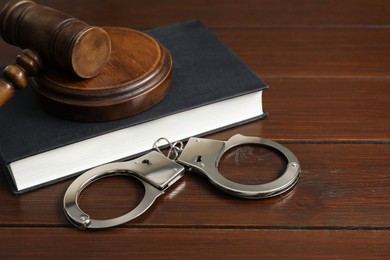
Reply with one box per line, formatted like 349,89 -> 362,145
63,134 -> 301,229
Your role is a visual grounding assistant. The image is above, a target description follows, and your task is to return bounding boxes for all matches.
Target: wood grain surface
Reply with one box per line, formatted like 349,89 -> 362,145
0,0 -> 389,259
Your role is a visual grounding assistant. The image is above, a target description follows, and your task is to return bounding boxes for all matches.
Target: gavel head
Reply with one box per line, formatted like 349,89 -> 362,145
0,0 -> 111,78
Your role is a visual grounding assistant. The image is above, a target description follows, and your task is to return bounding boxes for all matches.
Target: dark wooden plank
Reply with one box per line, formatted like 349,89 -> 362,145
2,27 -> 390,78
0,228 -> 389,259
2,1 -> 390,78
214,78 -> 390,141
1,0 -> 388,28
1,144 -> 389,228
214,28 -> 390,78
0,76 -> 387,153
2,29 -> 390,137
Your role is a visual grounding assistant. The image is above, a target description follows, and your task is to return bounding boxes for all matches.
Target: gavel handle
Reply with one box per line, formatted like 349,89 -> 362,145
0,49 -> 42,107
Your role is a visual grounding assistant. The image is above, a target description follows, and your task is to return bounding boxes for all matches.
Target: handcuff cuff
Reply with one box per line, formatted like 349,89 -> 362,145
63,134 -> 301,229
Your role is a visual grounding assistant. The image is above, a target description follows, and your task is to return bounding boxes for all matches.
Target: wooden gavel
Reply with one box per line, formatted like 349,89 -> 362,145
0,0 -> 111,107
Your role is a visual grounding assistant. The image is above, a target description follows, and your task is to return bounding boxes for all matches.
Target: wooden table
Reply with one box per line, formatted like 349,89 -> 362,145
1,0 -> 389,258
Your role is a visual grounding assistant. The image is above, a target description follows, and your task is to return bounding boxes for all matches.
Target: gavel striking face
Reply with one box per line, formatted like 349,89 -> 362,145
0,0 -> 111,106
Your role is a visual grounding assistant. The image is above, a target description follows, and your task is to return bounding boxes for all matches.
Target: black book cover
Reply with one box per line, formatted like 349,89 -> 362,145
0,20 -> 268,192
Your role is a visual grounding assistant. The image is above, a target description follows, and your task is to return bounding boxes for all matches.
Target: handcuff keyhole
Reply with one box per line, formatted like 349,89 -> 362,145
142,159 -> 152,166
196,155 -> 202,163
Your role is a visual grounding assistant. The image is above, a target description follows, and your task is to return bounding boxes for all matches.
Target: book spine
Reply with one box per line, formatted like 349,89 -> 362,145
0,146 -> 18,193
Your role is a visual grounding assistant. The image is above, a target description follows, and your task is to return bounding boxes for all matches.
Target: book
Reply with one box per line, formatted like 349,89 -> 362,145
0,20 -> 268,194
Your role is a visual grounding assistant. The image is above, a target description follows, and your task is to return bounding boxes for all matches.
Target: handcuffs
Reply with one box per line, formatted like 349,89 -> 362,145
64,134 -> 301,229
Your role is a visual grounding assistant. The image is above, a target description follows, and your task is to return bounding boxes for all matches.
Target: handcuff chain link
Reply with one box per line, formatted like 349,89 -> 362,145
153,137 -> 184,160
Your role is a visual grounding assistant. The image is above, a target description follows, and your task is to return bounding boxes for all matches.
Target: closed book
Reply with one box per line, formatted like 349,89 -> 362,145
0,20 -> 268,194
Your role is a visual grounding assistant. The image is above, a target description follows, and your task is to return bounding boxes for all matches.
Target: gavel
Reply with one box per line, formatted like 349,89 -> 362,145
0,0 -> 111,107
